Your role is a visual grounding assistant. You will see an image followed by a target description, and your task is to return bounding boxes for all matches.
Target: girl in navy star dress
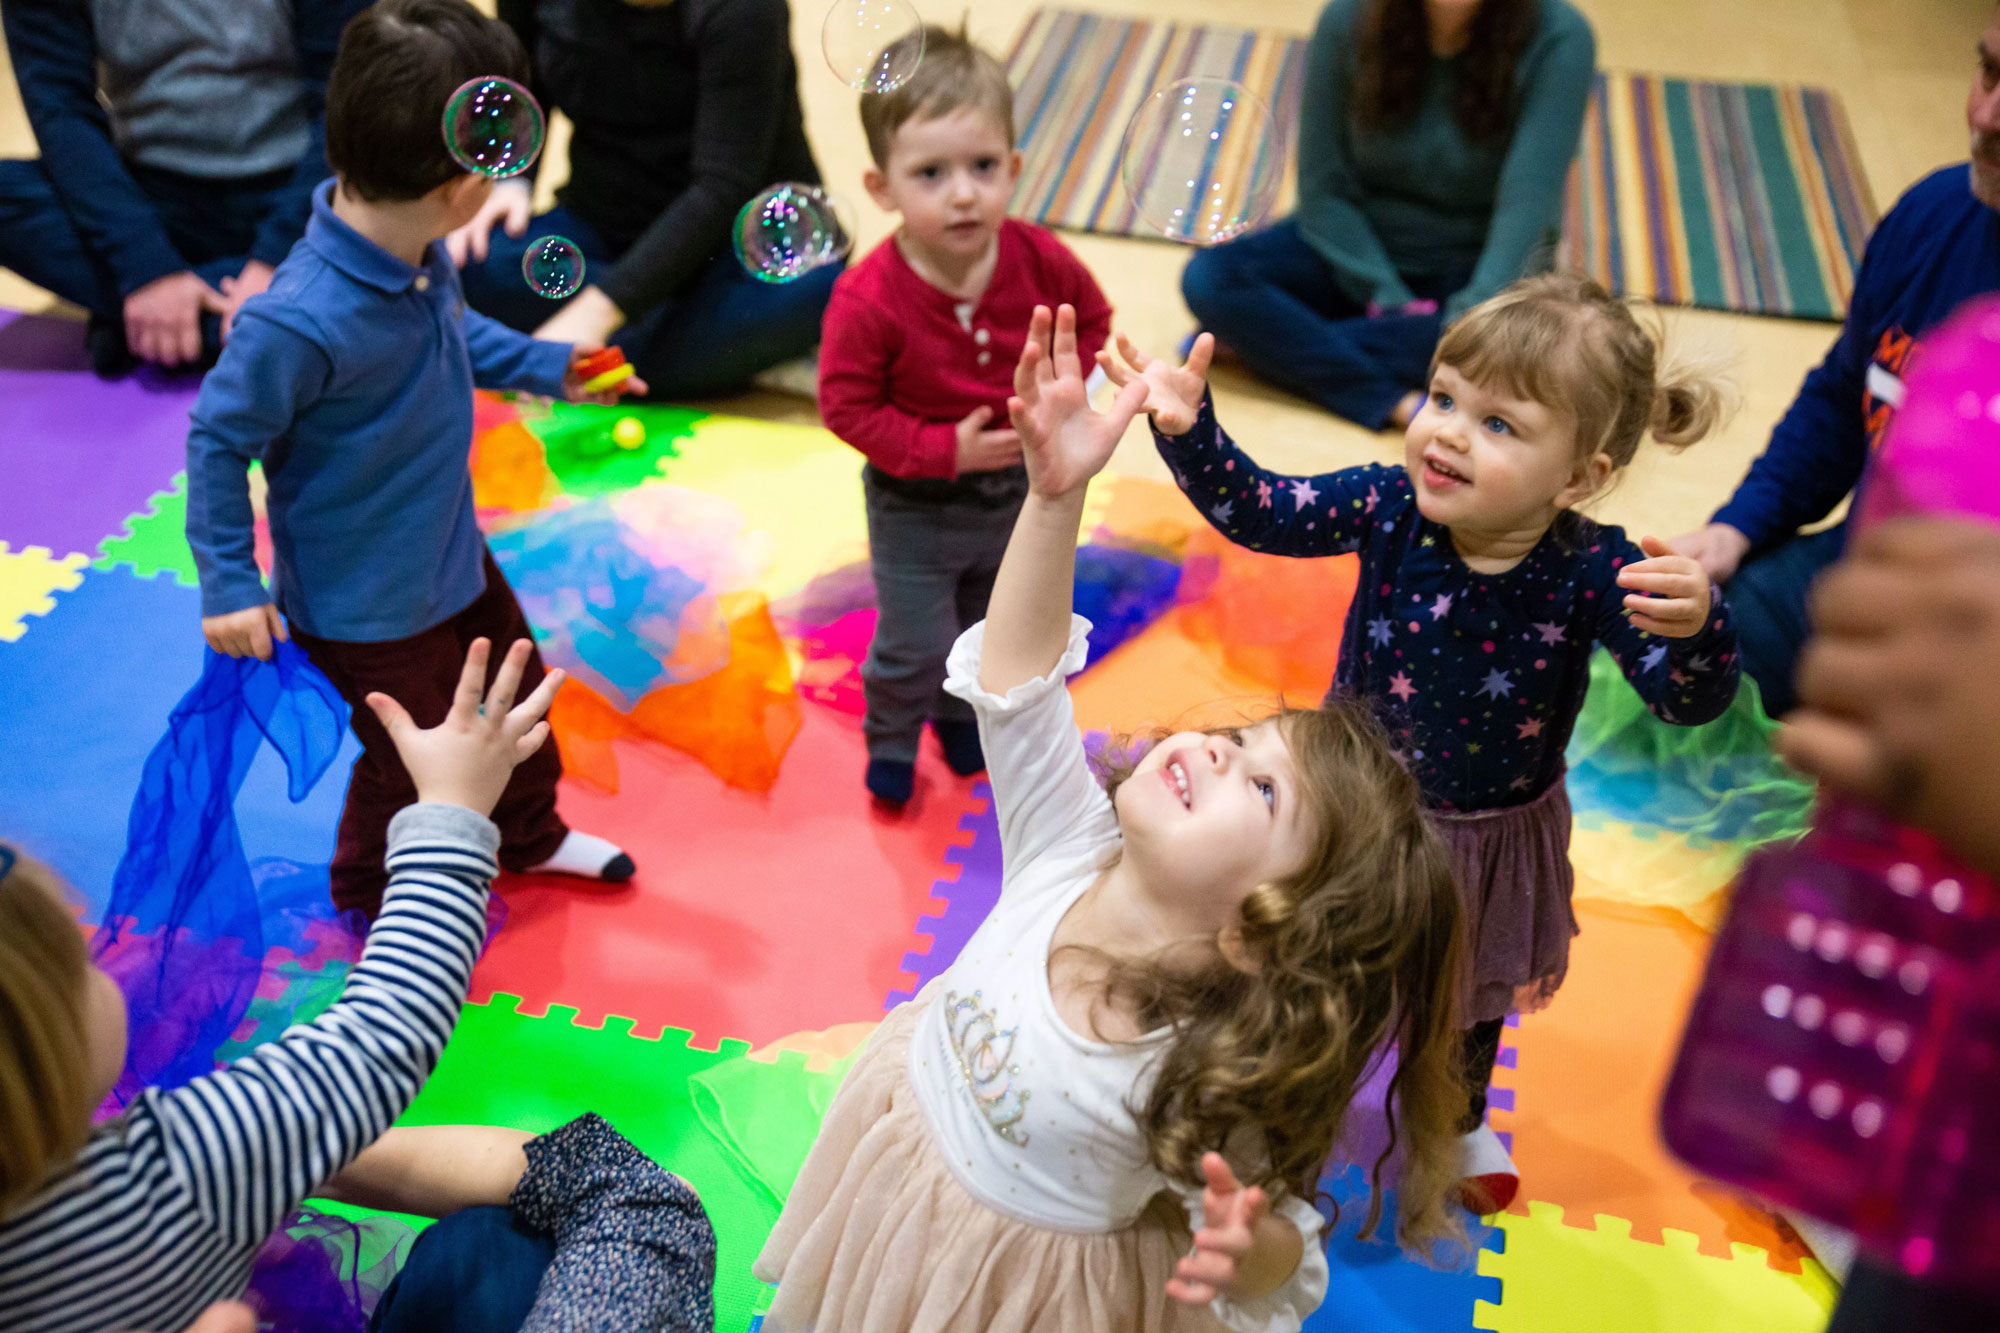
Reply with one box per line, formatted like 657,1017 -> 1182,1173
1105,273 -> 1742,1214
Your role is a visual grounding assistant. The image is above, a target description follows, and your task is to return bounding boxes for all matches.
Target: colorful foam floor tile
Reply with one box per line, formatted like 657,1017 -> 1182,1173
0,312 -> 195,558
0,541 -> 87,640
889,781 -> 998,1005
1475,1203 -> 1837,1332
1308,1167 -> 1504,1333
94,472 -> 197,585
1499,900 -> 1812,1270
470,707 -> 985,1048
0,566 -> 356,916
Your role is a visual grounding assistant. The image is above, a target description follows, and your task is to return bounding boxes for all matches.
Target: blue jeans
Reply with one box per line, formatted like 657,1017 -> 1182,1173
1180,218 -> 1462,429
457,205 -> 841,400
370,1206 -> 555,1333
1722,522 -> 1849,718
0,157 -> 288,352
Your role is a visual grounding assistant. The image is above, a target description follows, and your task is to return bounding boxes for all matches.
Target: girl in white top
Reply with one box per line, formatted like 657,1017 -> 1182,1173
755,306 -> 1472,1332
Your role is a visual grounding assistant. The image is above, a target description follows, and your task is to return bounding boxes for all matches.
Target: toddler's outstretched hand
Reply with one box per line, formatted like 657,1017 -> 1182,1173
1617,536 -> 1714,638
1097,331 -> 1213,437
562,342 -> 649,405
1166,1153 -> 1273,1308
364,638 -> 564,818
1007,304 -> 1150,500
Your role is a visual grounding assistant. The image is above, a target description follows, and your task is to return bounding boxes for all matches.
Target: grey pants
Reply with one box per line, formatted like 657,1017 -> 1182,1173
861,474 -> 1020,762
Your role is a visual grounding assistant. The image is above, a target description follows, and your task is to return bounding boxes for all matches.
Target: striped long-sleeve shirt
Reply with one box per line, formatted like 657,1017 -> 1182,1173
0,803 -> 497,1333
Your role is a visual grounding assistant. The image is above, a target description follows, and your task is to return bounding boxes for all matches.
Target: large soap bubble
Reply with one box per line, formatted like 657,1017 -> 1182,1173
734,183 -> 854,284
442,76 -> 545,179
522,235 -> 585,299
821,0 -> 923,94
1117,77 -> 1282,246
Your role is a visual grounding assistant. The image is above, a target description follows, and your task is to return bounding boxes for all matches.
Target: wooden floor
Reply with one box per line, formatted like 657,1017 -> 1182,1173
0,0 -> 1982,539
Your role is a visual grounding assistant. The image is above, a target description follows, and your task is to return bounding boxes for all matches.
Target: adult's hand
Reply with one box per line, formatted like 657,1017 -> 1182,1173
534,285 -> 624,347
123,271 -> 227,367
217,260 -> 275,341
1779,518 -> 2000,875
444,179 -> 533,267
1666,523 -> 1752,584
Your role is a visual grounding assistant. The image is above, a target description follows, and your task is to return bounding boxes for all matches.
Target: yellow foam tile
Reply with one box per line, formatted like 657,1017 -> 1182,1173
1474,1201 -> 1839,1333
0,543 -> 88,642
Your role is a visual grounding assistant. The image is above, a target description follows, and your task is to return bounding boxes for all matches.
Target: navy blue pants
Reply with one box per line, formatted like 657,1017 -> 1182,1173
457,204 -> 840,401
0,156 -> 289,354
1722,522 -> 1848,718
370,1206 -> 554,1333
1180,218 -> 1461,430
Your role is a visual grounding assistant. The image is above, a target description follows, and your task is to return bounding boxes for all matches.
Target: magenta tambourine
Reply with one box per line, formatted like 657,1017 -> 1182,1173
1660,297 -> 2000,1297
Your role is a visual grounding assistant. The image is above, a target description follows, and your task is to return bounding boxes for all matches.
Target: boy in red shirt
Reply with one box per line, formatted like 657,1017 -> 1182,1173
818,25 -> 1111,806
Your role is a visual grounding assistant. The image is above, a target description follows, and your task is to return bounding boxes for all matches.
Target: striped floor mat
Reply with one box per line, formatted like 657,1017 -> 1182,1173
1005,8 -> 1878,320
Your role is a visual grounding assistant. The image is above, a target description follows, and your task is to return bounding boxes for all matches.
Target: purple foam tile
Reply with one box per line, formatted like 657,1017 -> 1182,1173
1496,1046 -> 1518,1070
886,781 -> 1001,1006
0,311 -> 198,557
1487,1087 -> 1515,1113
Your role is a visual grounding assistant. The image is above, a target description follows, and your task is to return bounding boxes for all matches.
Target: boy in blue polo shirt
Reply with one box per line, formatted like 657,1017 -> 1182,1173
186,0 -> 643,917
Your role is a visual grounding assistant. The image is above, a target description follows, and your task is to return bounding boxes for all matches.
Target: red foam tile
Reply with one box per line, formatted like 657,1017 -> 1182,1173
469,704 -> 981,1046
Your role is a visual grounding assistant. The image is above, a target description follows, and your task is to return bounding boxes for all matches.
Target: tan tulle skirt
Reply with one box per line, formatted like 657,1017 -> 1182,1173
753,996 -> 1225,1332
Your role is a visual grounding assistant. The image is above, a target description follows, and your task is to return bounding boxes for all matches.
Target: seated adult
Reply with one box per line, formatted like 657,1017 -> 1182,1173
1181,0 -> 1594,431
449,0 -> 839,400
1669,6 -> 2000,719
0,0 -> 366,374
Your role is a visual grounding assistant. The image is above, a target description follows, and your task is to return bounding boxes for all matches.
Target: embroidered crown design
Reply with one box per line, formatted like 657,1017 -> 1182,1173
945,989 -> 1031,1147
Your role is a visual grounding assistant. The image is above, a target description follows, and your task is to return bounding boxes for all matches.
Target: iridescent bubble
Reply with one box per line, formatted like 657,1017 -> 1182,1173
443,77 -> 546,179
1117,77 -> 1282,246
821,0 -> 923,94
522,236 -> 585,299
734,183 -> 854,284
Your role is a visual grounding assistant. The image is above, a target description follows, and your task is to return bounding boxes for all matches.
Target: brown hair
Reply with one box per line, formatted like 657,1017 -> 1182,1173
326,0 -> 531,202
1355,0 -> 1539,142
1092,701 -> 1467,1252
1434,272 -> 1736,480
859,23 -> 1015,168
0,849 -> 94,1216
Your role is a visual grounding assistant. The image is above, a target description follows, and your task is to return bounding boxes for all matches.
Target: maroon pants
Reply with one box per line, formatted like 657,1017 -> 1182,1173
292,552 -> 567,915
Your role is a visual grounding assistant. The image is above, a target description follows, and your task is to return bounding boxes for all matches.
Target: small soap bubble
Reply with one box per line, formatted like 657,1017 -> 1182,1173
522,236 -> 585,299
1117,77 -> 1282,246
443,77 -> 545,178
822,0 -> 923,93
734,183 -> 853,283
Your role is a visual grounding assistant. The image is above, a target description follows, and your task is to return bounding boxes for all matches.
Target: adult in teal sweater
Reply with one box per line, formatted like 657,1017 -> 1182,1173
1181,0 -> 1595,430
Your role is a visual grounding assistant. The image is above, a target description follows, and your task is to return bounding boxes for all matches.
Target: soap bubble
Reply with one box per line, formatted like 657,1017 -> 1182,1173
522,235 -> 585,299
1117,77 -> 1281,246
442,76 -> 545,178
734,183 -> 853,283
821,0 -> 923,94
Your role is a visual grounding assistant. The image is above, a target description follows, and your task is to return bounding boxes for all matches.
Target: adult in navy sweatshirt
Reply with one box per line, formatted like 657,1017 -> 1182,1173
1670,11 -> 2000,717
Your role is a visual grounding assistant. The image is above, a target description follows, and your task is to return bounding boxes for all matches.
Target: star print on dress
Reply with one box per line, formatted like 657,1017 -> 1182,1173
1516,717 -> 1544,739
1212,499 -> 1234,522
1388,671 -> 1416,701
1640,642 -> 1668,672
1430,593 -> 1454,620
1365,485 -> 1380,513
1477,669 -> 1513,699
1368,617 -> 1394,647
1289,478 -> 1319,508
1257,479 -> 1273,508
1531,620 -> 1566,644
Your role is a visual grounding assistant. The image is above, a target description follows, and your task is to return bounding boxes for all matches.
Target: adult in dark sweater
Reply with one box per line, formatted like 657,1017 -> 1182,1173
448,0 -> 838,399
0,0 -> 367,374
1180,0 -> 1595,431
1669,6 -> 2000,718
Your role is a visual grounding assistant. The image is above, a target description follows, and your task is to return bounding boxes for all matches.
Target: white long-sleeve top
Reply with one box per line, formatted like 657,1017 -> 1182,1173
908,616 -> 1330,1333
0,803 -> 497,1333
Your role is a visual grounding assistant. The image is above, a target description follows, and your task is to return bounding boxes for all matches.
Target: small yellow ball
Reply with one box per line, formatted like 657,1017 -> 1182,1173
612,416 -> 646,450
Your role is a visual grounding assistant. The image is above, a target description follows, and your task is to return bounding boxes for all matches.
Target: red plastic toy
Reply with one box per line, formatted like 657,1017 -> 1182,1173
574,346 -> 634,395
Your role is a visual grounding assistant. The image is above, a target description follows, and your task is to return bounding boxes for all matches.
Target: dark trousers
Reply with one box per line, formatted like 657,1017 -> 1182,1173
1722,521 -> 1848,718
860,475 -> 1019,764
0,157 -> 290,355
1827,1257 -> 2000,1333
457,204 -> 842,400
1460,1016 -> 1508,1133
292,553 -> 568,915
371,1206 -> 555,1333
1180,218 -> 1459,430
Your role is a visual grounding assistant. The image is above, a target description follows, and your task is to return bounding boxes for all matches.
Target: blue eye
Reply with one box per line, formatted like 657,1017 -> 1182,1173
1484,416 -> 1512,435
1433,391 -> 1453,411
1257,779 -> 1275,808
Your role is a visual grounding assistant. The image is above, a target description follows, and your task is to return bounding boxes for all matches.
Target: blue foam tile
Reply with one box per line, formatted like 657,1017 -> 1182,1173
0,567 -> 356,920
1307,1166 -> 1503,1333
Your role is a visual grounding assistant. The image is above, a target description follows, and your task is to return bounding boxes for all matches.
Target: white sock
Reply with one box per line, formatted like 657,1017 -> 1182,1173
526,830 -> 634,880
1458,1122 -> 1518,1179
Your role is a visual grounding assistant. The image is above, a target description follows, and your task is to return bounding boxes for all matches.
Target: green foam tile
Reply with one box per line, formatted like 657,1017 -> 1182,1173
94,472 -> 197,586
522,400 -> 704,497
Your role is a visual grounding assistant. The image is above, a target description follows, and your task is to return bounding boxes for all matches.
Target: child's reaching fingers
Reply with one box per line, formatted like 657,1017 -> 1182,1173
1051,303 -> 1081,380
1114,331 -> 1154,374
363,691 -> 418,747
481,638 -> 535,721
448,638 -> 494,723
1095,348 -> 1134,387
1182,331 -> 1215,381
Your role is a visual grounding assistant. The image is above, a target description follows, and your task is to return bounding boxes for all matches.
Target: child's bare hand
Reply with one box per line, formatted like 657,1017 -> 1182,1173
1166,1153 -> 1270,1306
953,405 -> 1024,473
1007,304 -> 1150,499
202,605 -> 289,661
1617,536 -> 1714,638
364,638 -> 564,817
561,342 -> 648,405
1097,331 -> 1213,436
